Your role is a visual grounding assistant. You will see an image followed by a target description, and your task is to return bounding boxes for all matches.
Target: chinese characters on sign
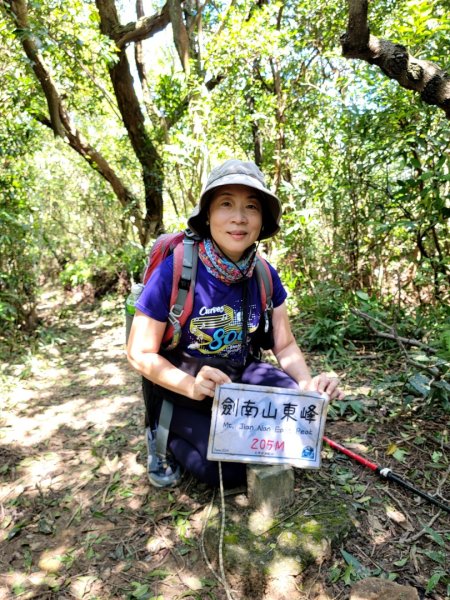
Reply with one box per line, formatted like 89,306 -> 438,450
207,383 -> 329,468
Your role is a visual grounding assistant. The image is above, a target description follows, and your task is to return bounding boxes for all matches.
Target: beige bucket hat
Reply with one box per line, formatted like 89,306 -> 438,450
187,159 -> 282,240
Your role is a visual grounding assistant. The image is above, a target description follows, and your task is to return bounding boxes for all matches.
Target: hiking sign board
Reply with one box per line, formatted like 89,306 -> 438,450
207,383 -> 329,468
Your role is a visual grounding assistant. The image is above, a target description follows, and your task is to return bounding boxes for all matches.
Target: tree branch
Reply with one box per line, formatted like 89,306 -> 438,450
341,0 -> 450,119
7,0 -> 65,136
36,116 -> 146,237
134,0 -> 165,132
350,308 -> 437,354
168,0 -> 191,75
96,0 -> 164,244
350,309 -> 447,378
115,3 -> 171,48
6,0 -> 146,240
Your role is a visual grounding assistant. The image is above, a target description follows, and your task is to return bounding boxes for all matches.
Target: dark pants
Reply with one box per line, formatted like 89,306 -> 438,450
162,358 -> 298,488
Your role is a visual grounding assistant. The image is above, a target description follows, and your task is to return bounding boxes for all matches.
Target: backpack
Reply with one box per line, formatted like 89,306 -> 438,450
141,228 -> 274,352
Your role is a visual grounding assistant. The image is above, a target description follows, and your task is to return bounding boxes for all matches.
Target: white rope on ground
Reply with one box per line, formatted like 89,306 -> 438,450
218,461 -> 236,600
200,489 -> 225,586
199,462 -> 236,600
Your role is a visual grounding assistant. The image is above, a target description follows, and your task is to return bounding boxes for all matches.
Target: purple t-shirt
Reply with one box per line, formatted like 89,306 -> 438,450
136,255 -> 287,363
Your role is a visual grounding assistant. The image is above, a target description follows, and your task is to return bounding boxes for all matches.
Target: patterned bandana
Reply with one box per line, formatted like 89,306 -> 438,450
198,238 -> 257,285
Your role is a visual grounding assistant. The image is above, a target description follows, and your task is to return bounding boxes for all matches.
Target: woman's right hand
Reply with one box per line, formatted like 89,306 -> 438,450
299,373 -> 345,401
190,366 -> 232,400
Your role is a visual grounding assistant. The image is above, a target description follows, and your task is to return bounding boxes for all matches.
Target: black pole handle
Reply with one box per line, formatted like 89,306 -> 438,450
379,469 -> 450,515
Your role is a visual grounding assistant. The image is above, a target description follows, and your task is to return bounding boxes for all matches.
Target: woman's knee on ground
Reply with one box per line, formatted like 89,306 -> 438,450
169,437 -> 245,487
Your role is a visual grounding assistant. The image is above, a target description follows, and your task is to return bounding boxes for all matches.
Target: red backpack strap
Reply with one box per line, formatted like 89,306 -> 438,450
255,255 -> 273,333
143,232 -> 184,285
162,234 -> 199,349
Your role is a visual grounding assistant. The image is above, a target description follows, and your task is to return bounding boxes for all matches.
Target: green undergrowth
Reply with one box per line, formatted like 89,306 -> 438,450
286,281 -> 450,417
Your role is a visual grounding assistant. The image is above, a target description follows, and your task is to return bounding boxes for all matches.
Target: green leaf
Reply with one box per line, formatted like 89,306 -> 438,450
357,496 -> 372,504
356,291 -> 369,301
330,566 -> 342,583
12,583 -> 27,595
6,520 -> 29,540
38,517 -> 54,534
342,563 -> 355,585
422,550 -> 446,565
148,569 -> 170,580
424,526 -> 446,547
426,571 -> 446,593
431,451 -> 443,463
393,448 -> 409,462
393,557 -> 409,567
340,549 -> 368,575
408,374 -> 430,396
130,582 -> 150,599
348,400 -> 364,416
432,379 -> 450,393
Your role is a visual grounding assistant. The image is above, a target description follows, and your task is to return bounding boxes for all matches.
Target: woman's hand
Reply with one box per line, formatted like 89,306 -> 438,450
190,366 -> 232,401
299,373 -> 345,401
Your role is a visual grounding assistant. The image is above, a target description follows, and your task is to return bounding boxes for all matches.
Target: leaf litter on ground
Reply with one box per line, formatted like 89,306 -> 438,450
0,292 -> 449,599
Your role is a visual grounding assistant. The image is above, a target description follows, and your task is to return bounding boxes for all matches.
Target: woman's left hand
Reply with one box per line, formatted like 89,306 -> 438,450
300,373 -> 345,401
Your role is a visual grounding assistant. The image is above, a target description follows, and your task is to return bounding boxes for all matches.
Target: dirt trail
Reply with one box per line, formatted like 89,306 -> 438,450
1,291 -> 449,599
1,292 -> 222,599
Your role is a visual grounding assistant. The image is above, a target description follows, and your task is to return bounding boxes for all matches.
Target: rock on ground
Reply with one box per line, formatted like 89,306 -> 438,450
350,577 -> 420,600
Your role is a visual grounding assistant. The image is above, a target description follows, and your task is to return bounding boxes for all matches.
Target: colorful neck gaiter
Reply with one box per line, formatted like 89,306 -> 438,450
198,238 -> 257,285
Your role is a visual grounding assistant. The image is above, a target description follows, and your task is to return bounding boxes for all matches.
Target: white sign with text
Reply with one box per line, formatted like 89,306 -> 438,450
207,383 -> 329,468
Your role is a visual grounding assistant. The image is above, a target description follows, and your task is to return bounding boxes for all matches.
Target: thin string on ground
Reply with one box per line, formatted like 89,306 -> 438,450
199,463 -> 237,600
200,489 -> 225,586
218,461 -> 236,600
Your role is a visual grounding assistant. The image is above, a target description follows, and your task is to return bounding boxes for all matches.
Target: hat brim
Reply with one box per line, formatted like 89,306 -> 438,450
187,174 -> 281,240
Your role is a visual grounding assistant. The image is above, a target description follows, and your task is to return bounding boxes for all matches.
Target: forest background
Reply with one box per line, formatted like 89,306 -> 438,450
1,0 -> 449,396
1,1 -> 450,598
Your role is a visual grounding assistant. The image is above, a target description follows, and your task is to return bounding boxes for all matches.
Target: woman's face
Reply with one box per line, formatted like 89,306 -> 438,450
208,184 -> 263,262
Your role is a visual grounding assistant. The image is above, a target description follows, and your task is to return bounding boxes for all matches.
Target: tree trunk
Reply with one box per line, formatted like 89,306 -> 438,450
6,0 -> 148,243
168,0 -> 191,75
246,63 -> 263,167
270,55 -> 290,188
270,5 -> 291,187
341,0 -> 450,119
95,0 -> 165,245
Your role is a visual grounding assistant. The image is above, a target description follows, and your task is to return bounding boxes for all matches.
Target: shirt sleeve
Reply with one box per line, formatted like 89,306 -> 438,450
136,254 -> 287,320
267,262 -> 287,308
135,254 -> 174,322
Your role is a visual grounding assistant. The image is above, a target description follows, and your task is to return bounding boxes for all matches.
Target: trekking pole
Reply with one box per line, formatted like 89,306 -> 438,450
323,435 -> 450,514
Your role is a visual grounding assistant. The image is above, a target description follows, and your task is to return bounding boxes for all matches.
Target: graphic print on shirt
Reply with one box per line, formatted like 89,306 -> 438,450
188,301 -> 259,357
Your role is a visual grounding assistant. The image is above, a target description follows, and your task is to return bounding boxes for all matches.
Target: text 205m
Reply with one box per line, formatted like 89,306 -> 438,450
250,438 -> 285,452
